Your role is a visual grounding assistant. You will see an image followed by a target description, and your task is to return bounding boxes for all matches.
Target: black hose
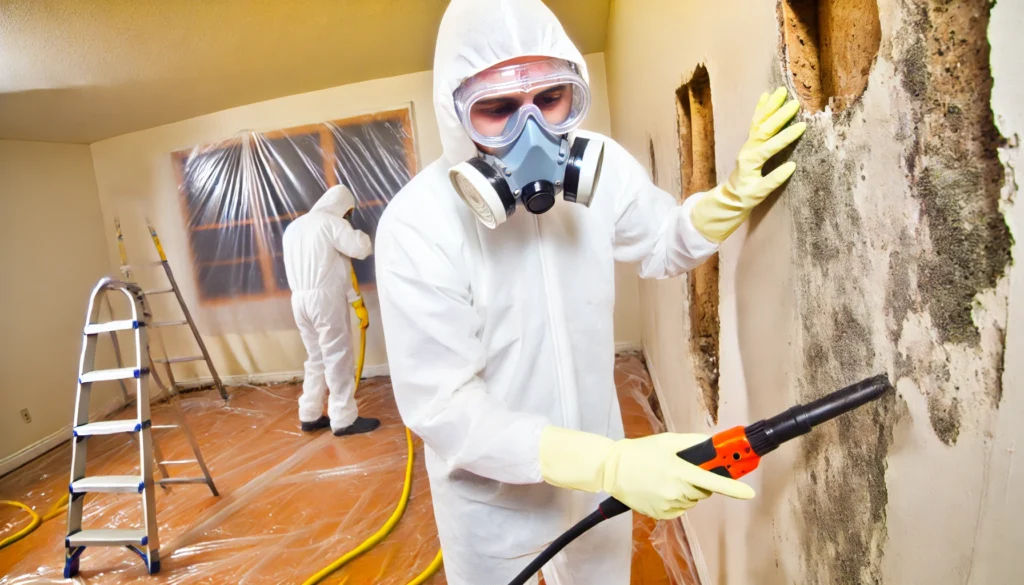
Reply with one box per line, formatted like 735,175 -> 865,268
506,375 -> 892,583
506,508 -> 608,585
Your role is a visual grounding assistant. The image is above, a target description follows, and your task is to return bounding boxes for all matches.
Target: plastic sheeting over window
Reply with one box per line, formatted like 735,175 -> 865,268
172,109 -> 416,305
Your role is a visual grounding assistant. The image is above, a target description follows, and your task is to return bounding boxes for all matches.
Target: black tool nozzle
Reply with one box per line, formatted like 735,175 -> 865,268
745,374 -> 893,457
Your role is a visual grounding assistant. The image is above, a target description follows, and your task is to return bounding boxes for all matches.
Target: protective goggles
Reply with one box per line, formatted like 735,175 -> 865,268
453,57 -> 591,149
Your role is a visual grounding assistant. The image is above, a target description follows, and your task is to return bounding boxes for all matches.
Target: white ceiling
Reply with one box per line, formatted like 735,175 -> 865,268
0,0 -> 610,144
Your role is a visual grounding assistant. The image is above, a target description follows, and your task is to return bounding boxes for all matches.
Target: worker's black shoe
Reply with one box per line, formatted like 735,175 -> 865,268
300,416 -> 331,433
333,417 -> 381,436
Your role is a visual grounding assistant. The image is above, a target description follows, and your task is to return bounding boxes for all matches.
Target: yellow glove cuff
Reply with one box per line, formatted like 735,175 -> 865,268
690,184 -> 749,244
539,426 -> 615,493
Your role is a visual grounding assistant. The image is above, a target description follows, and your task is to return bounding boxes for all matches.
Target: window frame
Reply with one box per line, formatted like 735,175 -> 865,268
171,108 -> 417,306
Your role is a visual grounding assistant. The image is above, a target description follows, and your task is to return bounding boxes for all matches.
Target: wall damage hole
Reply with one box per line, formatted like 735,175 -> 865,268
676,65 -> 721,423
647,135 -> 659,184
780,0 -> 881,113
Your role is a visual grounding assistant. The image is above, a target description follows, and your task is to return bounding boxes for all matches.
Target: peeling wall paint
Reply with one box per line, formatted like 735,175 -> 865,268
605,0 -> 1021,583
777,1 -> 1010,580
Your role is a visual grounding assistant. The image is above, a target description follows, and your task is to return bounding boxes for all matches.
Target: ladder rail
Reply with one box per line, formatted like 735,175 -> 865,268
113,216 -> 228,401
148,219 -> 228,401
166,396 -> 219,496
148,365 -> 216,494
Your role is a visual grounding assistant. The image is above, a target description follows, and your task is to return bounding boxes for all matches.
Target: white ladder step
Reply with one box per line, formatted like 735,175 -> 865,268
70,476 -> 145,494
153,356 -> 204,364
151,320 -> 187,328
143,287 -> 174,295
73,420 -> 146,437
80,367 -> 148,383
67,529 -> 148,547
156,478 -> 208,486
158,459 -> 198,465
151,424 -> 179,431
84,320 -> 141,334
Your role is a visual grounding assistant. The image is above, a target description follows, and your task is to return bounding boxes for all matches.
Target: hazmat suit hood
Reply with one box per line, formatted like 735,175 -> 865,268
433,0 -> 589,165
310,184 -> 357,219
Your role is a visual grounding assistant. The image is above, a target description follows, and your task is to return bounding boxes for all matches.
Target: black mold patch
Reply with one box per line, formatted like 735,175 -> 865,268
781,110 -> 893,583
647,134 -> 659,184
799,386 -> 900,585
900,0 -> 1013,347
884,242 -> 915,344
763,0 -> 1011,580
927,395 -> 961,445
916,166 -> 1012,345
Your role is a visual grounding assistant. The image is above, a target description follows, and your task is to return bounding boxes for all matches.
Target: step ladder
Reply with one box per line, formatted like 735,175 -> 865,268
65,278 -> 219,578
115,217 -> 228,401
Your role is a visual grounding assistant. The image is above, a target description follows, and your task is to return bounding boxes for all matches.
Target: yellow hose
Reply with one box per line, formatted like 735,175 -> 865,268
0,492 -> 67,551
407,550 -> 444,585
301,427 -> 415,585
349,266 -> 369,385
0,501 -> 41,550
0,494 -> 68,550
43,494 -> 69,522
303,268 -> 443,584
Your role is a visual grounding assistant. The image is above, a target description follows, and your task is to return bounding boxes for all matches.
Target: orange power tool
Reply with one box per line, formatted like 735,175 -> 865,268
507,374 -> 894,585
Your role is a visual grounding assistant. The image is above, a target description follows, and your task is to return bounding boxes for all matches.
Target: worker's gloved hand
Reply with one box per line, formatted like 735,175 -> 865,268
539,426 -> 755,520
351,300 -> 369,327
690,86 -> 807,243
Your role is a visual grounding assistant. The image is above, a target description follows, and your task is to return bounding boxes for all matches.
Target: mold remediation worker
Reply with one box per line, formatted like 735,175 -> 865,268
283,184 -> 381,437
374,0 -> 807,582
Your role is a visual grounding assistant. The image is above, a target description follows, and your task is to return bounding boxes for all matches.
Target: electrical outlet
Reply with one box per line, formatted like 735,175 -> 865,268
20,408 -> 31,424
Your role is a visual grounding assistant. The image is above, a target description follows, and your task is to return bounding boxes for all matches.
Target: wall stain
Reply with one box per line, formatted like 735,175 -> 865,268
781,98 -> 895,584
884,242 -> 915,345
927,394 -> 961,445
899,0 -> 1013,349
769,0 -> 1011,581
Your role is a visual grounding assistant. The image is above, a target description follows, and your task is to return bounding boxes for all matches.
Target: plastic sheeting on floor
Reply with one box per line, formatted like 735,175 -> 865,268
0,355 -> 700,584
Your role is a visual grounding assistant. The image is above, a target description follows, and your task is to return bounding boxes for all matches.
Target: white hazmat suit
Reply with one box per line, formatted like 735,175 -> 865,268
283,185 -> 372,432
375,1 -> 719,582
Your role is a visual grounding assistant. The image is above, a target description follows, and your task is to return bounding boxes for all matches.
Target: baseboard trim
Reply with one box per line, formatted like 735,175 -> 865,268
0,397 -> 126,478
682,514 -> 713,585
175,363 -> 392,390
640,340 -> 678,432
615,340 -> 642,354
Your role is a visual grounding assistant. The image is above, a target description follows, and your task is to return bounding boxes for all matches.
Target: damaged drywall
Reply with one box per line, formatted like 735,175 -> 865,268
774,0 -> 1012,582
898,0 -> 1012,350
677,66 -> 723,423
779,109 -> 905,584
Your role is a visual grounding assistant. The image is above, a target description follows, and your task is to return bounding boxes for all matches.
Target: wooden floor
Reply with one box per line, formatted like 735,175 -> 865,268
0,354 -> 698,584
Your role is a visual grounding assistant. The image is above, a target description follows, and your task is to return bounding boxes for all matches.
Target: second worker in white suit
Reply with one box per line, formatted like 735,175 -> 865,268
283,184 -> 380,437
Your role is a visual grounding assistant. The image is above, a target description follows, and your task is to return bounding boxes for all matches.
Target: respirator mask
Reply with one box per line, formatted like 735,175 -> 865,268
449,58 -> 605,229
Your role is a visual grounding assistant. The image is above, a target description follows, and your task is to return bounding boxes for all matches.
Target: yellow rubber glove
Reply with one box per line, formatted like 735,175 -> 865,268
691,87 -> 807,243
352,300 -> 369,327
539,426 -> 754,520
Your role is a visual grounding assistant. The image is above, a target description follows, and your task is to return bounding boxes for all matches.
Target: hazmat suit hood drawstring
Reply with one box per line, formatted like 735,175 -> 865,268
310,184 -> 357,220
432,0 -> 590,166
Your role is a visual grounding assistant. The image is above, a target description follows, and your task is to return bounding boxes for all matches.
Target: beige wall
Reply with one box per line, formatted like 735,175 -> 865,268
606,0 -> 1021,583
88,52 -> 634,384
0,140 -> 115,463
969,1 -> 1024,580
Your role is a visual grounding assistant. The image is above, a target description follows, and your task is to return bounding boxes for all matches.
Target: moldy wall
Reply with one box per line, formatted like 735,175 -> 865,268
605,0 -> 1020,583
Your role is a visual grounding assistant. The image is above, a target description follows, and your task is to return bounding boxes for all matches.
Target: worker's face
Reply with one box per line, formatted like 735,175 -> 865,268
344,208 -> 354,221
467,56 -> 574,155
